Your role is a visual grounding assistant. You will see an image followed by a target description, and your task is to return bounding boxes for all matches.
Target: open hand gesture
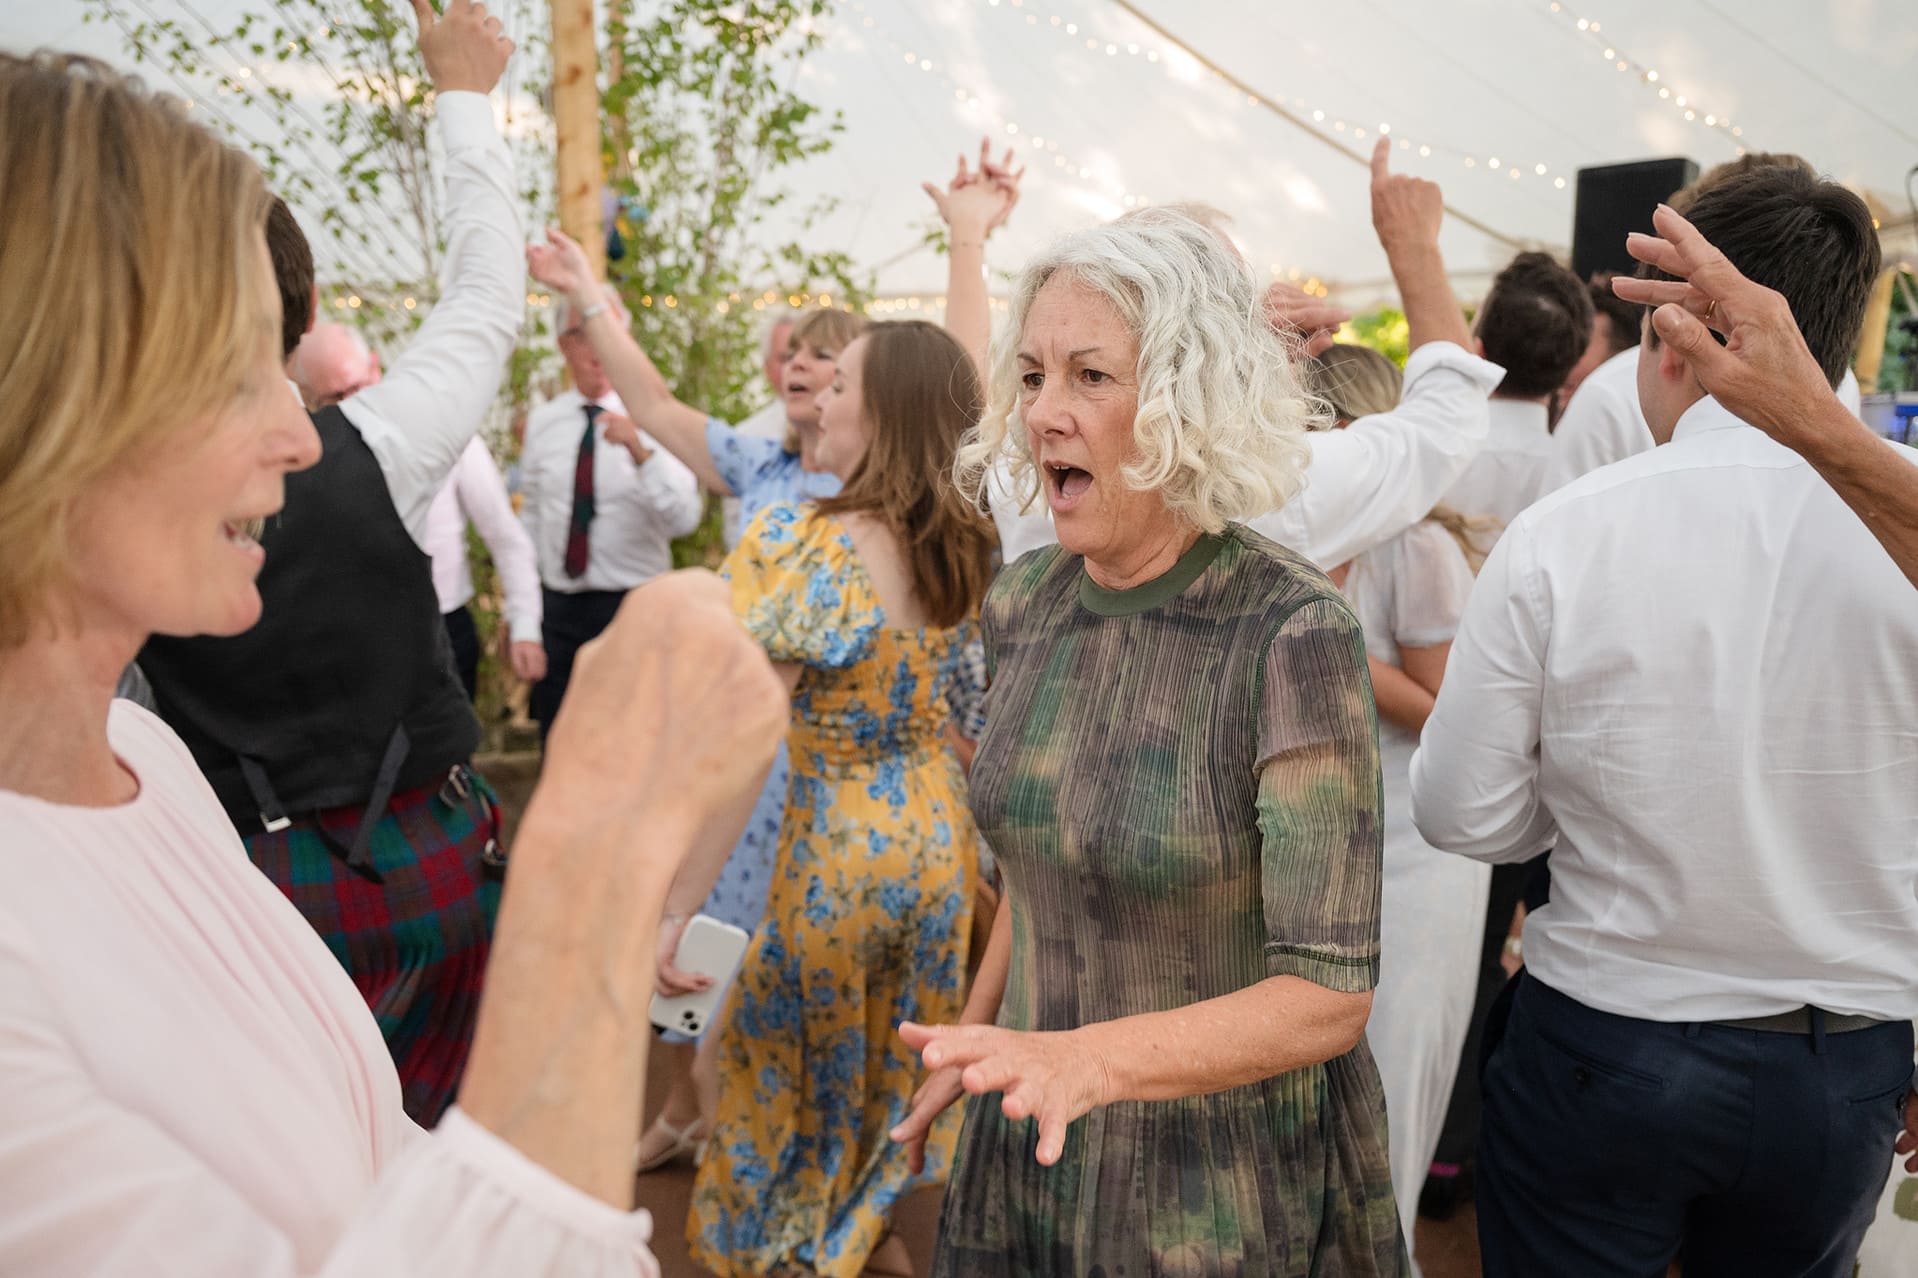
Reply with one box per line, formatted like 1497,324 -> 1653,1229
412,0 -> 513,96
923,136 -> 1025,241
526,225 -> 596,306
1612,203 -> 1840,451
1264,282 -> 1353,358
897,1020 -> 1112,1166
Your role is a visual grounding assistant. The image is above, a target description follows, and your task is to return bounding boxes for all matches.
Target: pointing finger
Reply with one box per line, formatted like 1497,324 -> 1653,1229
1369,136 -> 1392,184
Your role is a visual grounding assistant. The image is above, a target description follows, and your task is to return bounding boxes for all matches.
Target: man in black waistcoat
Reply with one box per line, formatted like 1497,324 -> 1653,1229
138,0 -> 520,1126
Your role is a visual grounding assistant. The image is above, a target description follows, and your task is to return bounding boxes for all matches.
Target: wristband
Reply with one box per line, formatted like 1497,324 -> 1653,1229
578,301 -> 608,322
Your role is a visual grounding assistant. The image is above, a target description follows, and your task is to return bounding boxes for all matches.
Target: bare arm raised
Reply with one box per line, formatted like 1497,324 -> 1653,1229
528,232 -> 730,495
924,138 -> 1023,379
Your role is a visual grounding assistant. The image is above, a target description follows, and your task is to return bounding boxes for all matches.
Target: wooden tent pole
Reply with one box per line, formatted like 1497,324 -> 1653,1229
551,0 -> 605,280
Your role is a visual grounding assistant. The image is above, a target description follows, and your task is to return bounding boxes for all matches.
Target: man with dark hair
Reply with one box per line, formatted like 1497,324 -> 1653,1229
1621,201 -> 1918,594
1558,270 -> 1642,402
1411,164 -> 1916,1274
1539,153 -> 1864,497
138,0 -> 521,1126
265,196 -> 315,359
1441,250 -> 1593,524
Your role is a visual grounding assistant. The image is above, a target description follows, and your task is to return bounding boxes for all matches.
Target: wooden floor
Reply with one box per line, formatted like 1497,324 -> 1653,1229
481,752 -> 1486,1277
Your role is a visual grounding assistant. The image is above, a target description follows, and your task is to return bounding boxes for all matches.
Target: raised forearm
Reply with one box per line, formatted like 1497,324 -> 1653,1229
1389,241 -> 1471,352
1792,400 -> 1918,590
577,309 -> 729,493
944,226 -> 992,379
457,794 -> 687,1206
1075,975 -> 1371,1105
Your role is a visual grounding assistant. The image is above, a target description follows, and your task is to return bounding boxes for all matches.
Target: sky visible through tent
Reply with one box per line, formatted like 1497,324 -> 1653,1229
12,0 -> 1916,309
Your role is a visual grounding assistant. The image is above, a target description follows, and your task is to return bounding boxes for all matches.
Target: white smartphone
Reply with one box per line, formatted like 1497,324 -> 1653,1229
648,914 -> 752,1038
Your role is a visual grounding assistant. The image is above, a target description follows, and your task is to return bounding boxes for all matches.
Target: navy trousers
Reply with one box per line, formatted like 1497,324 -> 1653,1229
530,588 -> 625,745
1478,973 -> 1912,1277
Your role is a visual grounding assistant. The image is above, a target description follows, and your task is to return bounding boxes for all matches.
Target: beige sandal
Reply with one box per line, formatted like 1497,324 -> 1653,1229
632,1113 -> 708,1174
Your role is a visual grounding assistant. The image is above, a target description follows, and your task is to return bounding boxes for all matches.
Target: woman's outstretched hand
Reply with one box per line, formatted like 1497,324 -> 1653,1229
922,136 -> 1024,241
525,224 -> 598,305
896,1020 -> 1113,1167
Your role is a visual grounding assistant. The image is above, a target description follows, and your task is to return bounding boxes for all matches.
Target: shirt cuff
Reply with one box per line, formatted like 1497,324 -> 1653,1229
432,1106 -> 657,1247
434,89 -> 499,140
506,615 -> 542,645
1403,340 -> 1506,397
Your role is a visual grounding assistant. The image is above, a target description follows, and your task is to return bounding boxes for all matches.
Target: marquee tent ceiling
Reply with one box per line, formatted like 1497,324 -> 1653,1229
15,0 -> 1916,308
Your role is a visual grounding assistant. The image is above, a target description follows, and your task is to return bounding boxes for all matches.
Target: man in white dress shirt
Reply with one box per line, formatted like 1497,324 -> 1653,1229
1439,251 -> 1592,525
520,289 -> 702,743
993,138 -> 1503,571
425,437 -> 545,700
1540,152 -> 1865,499
1410,163 -> 1916,1277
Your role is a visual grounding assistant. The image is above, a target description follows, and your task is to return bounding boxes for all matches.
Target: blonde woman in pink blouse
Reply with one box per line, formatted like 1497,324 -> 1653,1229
0,5 -> 786,1274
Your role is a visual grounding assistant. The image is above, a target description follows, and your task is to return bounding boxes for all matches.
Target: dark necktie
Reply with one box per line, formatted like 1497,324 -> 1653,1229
563,402 -> 603,578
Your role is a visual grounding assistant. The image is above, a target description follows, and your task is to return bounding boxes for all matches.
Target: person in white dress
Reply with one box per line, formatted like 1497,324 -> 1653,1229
1315,344 -> 1493,1271
0,7 -> 788,1274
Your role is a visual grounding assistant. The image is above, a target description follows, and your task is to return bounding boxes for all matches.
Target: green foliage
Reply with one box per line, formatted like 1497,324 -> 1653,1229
1342,307 -> 1411,367
600,2 -> 868,431
1879,268 -> 1917,394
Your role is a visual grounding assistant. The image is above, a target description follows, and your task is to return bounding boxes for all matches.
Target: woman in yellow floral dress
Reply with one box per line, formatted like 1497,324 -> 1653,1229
687,320 -> 999,1277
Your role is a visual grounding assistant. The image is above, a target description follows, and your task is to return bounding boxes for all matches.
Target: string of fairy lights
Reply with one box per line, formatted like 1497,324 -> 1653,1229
146,0 -> 1786,313
963,0 -> 1575,196
845,0 -> 1336,295
1537,1 -> 1748,147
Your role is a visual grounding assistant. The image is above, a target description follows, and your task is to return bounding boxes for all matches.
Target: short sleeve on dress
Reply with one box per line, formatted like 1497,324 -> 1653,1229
944,624 -> 989,741
1253,594 -> 1385,993
1389,521 -> 1476,650
722,502 -> 882,669
706,418 -> 779,499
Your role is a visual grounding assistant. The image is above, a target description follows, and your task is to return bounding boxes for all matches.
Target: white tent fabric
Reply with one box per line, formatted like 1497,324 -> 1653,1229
788,0 -> 1917,307
11,0 -> 1912,308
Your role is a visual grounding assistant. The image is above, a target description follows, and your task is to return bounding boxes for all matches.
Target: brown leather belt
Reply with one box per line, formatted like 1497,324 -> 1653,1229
1713,1007 -> 1891,1035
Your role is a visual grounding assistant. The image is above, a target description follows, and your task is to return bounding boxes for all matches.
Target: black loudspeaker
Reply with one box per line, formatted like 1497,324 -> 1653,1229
1571,157 -> 1700,280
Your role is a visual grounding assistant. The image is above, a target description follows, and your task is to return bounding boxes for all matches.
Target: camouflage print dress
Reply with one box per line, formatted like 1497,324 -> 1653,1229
934,527 -> 1408,1277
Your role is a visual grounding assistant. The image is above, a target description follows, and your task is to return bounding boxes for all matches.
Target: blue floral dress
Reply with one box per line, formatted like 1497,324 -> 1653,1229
665,424 -> 844,1048
688,502 -> 979,1277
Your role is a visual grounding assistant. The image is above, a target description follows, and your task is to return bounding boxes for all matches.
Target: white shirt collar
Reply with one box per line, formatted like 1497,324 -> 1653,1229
1668,395 -> 1747,444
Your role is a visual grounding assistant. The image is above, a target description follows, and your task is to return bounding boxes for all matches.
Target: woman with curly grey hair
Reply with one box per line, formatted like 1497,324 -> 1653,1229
890,210 -> 1405,1275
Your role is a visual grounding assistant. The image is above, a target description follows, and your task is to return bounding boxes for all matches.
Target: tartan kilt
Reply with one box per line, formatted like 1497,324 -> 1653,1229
243,765 -> 504,1127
